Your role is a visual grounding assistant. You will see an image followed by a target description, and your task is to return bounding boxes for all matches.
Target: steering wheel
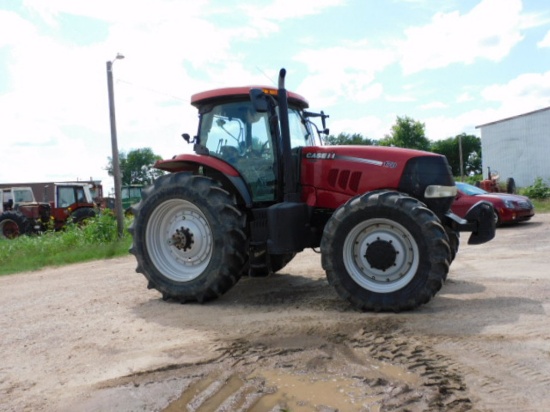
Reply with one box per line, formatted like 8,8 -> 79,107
256,141 -> 271,158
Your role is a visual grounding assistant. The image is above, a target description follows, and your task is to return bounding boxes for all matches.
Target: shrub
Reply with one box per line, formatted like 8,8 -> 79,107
522,177 -> 550,200
80,210 -> 121,243
0,211 -> 132,275
458,174 -> 483,186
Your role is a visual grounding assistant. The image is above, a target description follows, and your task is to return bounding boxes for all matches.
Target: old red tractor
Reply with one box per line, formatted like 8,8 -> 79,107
130,69 -> 495,311
0,183 -> 96,239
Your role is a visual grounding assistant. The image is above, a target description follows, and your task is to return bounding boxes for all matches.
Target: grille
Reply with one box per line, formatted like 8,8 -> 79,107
327,169 -> 362,192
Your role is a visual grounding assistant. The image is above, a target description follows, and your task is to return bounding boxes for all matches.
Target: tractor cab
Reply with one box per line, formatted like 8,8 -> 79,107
49,183 -> 95,226
188,87 -> 324,203
1,187 -> 35,211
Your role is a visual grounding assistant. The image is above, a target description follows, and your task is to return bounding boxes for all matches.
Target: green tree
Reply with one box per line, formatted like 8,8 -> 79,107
107,147 -> 165,185
325,132 -> 375,145
380,116 -> 431,151
431,134 -> 482,177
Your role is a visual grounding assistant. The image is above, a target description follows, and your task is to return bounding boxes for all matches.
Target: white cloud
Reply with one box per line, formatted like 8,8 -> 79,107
295,42 -> 397,107
457,92 -> 474,103
481,71 -> 550,116
424,70 -> 550,140
421,101 -> 448,110
22,0 -> 208,25
0,10 -> 37,47
239,0 -> 344,21
424,111 -> 483,140
538,30 -> 550,48
385,94 -> 416,103
399,0 -> 524,74
330,115 -> 388,140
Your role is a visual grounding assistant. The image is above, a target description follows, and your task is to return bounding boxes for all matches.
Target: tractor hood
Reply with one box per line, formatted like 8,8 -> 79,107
300,145 -> 455,214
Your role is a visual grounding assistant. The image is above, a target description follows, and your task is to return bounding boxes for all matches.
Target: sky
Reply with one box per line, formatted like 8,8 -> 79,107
1,0 -> 550,194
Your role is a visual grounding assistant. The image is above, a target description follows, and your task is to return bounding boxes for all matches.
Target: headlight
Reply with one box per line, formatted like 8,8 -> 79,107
424,185 -> 458,198
503,200 -> 515,209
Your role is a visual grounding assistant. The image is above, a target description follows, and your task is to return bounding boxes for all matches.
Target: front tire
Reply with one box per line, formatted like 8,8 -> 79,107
129,173 -> 247,303
321,191 -> 451,312
445,227 -> 460,262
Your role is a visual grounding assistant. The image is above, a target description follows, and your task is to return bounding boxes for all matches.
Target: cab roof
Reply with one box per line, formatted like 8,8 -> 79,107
191,86 -> 309,109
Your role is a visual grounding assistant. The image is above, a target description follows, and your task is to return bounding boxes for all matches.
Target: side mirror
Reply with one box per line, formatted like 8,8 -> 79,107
249,88 -> 268,113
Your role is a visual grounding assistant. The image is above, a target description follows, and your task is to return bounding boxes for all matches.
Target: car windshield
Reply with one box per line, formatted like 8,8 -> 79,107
457,182 -> 488,196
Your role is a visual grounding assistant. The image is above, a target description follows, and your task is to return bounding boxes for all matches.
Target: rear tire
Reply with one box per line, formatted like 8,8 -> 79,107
71,207 -> 96,225
321,191 -> 451,312
129,173 -> 247,303
506,177 -> 516,194
0,211 -> 31,239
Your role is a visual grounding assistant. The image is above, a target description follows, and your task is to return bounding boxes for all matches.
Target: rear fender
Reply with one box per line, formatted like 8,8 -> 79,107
155,155 -> 253,208
155,153 -> 240,176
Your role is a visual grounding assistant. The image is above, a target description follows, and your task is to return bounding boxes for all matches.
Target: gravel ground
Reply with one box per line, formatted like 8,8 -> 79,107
1,213 -> 549,411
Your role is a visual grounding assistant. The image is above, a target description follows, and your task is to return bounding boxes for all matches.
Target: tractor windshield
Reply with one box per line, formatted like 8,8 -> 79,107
288,108 -> 313,149
13,189 -> 34,204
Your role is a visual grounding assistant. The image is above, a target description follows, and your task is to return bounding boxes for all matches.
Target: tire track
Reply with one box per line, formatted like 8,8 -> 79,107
432,337 -> 550,411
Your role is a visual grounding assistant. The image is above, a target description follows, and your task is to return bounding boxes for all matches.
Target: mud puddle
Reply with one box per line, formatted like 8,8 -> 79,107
163,362 -> 419,412
157,322 -> 470,411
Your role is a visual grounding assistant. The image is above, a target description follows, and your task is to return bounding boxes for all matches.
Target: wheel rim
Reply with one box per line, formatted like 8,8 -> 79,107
0,219 -> 19,239
145,199 -> 213,282
343,218 -> 419,293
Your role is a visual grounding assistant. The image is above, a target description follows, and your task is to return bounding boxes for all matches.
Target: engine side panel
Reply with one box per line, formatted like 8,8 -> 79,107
300,145 -> 445,209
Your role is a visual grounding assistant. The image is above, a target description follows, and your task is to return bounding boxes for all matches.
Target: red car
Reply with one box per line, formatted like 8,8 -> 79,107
452,182 -> 535,226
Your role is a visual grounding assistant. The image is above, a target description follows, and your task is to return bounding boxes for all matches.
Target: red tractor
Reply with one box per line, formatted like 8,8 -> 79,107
477,167 -> 517,194
130,69 -> 495,311
0,183 -> 96,239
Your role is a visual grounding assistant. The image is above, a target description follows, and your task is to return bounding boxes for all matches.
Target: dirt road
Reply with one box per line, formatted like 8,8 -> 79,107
1,214 -> 549,412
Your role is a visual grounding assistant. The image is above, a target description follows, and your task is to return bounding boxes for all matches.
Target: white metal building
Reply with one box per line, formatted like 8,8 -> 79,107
476,106 -> 550,188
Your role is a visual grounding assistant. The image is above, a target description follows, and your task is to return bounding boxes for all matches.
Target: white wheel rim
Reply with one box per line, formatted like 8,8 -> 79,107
343,218 -> 419,293
145,199 -> 213,282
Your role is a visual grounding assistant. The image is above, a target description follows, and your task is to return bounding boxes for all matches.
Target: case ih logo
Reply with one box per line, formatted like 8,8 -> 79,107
305,152 -> 336,160
305,152 -> 398,169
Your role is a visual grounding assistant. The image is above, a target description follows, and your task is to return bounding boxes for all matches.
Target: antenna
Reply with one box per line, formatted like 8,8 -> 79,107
255,66 -> 276,86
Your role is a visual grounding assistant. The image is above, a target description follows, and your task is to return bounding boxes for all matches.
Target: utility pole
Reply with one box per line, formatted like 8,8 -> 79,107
458,134 -> 464,182
106,53 -> 125,238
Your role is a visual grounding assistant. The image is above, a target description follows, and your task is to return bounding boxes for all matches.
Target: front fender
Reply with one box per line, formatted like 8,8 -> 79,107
444,201 -> 495,245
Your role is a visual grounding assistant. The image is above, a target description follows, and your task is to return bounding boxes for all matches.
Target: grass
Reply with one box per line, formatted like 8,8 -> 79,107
0,212 -> 133,276
532,198 -> 550,213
